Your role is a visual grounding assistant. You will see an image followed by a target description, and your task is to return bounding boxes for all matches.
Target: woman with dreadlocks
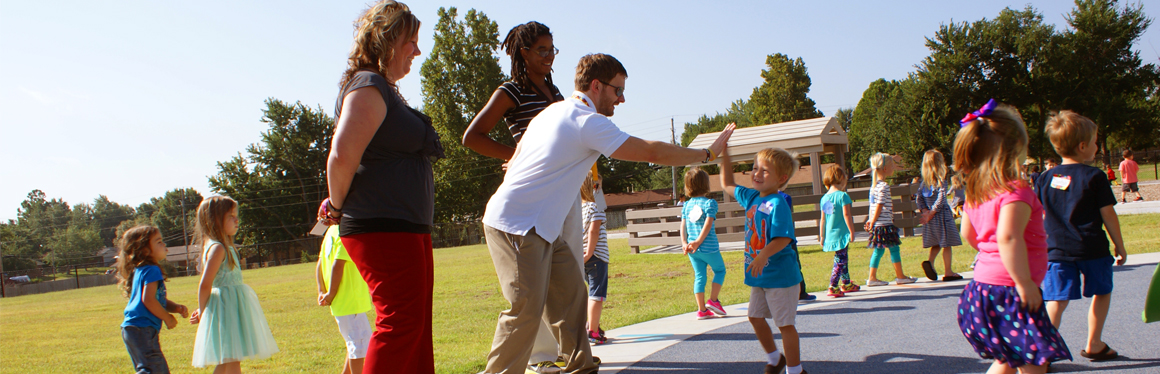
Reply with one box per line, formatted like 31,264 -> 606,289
463,21 -> 562,157
463,22 -> 586,374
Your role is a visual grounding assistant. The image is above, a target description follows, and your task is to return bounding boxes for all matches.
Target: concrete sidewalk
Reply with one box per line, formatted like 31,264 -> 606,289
591,252 -> 1160,373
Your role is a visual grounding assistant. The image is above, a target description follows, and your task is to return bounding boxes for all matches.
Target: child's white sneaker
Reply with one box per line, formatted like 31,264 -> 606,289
895,277 -> 917,285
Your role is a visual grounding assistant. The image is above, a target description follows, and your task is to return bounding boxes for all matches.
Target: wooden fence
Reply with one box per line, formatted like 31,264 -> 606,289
625,183 -> 921,253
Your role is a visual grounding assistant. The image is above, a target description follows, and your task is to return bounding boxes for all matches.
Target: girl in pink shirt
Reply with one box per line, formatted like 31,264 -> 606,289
953,99 -> 1072,374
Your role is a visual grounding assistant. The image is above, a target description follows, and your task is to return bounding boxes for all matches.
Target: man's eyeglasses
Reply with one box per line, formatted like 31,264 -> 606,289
522,46 -> 559,58
598,80 -> 625,98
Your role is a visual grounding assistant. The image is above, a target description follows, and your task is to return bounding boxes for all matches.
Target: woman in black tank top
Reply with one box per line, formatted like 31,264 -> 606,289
462,21 -> 563,159
318,2 -> 440,373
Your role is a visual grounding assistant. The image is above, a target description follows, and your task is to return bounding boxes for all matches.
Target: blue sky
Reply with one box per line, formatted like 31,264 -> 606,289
3,0 -> 1159,221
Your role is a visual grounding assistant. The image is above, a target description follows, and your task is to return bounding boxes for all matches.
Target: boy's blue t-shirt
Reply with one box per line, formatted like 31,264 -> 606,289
820,190 -> 853,252
735,186 -> 802,288
681,196 -> 719,253
1034,163 -> 1118,262
122,265 -> 166,329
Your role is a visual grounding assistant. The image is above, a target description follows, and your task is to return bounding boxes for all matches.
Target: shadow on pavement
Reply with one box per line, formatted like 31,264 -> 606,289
1049,357 -> 1160,373
1111,263 -> 1153,273
681,332 -> 841,342
863,290 -> 963,303
622,353 -> 989,373
800,352 -> 989,374
798,305 -> 914,315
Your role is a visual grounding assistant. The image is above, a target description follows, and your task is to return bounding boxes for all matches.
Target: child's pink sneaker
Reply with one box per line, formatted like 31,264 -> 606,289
696,309 -> 715,320
706,299 -> 726,316
827,286 -> 845,298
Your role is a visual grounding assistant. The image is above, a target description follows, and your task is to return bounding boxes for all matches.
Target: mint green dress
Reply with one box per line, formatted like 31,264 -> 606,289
191,240 -> 278,367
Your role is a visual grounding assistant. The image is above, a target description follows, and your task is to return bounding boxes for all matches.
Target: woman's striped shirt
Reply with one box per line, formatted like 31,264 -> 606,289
497,81 -> 563,143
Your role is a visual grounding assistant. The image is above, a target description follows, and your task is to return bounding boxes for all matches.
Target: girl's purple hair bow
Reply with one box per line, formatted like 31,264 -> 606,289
960,98 -> 998,127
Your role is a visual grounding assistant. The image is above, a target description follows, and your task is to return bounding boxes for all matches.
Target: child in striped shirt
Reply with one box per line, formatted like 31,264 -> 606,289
582,171 -> 611,345
865,153 -> 917,286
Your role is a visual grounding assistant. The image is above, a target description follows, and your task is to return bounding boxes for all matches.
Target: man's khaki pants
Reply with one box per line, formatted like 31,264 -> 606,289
529,198 -> 586,365
483,225 -> 596,374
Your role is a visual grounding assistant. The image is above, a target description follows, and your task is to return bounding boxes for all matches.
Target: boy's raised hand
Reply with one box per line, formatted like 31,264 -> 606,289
174,303 -> 189,319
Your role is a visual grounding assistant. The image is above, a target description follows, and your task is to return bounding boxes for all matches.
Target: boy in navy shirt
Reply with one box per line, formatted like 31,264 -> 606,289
720,146 -> 808,374
1036,111 -> 1127,361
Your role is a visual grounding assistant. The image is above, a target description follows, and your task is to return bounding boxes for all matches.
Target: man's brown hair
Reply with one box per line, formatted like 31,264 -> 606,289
1045,110 -> 1097,158
574,53 -> 627,92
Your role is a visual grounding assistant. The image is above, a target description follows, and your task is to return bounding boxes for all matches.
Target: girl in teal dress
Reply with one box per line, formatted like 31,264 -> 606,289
190,196 -> 278,372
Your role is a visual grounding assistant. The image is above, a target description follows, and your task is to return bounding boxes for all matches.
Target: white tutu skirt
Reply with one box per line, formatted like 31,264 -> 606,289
191,284 -> 279,367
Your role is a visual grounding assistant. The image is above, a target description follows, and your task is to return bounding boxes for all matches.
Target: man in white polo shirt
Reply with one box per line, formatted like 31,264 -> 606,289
480,53 -> 735,374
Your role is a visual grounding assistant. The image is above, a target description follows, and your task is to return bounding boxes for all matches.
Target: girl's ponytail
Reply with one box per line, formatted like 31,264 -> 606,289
952,100 -> 1028,206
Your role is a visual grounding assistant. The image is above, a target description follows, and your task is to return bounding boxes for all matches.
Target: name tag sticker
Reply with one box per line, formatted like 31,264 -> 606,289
1050,175 -> 1071,190
758,201 -> 774,214
689,206 -> 703,221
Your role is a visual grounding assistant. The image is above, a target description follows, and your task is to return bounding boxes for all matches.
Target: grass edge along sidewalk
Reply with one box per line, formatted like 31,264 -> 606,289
0,213 -> 1157,374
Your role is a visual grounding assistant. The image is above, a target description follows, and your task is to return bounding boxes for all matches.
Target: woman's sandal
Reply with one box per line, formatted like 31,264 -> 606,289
1080,343 -> 1119,361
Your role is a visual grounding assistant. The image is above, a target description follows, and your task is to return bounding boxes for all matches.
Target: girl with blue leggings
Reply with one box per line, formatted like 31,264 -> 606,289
680,168 -> 728,319
864,153 -> 917,286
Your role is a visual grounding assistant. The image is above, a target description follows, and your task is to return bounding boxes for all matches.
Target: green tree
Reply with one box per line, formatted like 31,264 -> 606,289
747,54 -> 824,126
420,7 -> 507,222
45,225 -> 102,266
91,195 -> 135,247
678,53 -> 823,167
851,6 -> 1061,169
209,99 -> 332,259
1048,0 -> 1159,163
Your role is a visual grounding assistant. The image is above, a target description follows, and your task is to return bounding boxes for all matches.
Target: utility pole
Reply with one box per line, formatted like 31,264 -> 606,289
1,241 -> 6,298
671,119 -> 677,203
181,190 -> 191,276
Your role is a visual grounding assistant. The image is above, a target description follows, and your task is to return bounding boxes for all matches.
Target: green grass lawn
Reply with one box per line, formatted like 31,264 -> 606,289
3,214 -> 1158,374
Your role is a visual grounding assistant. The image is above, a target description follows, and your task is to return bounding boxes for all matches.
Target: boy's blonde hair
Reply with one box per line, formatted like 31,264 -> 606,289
921,149 -> 948,188
756,148 -> 799,189
869,152 -> 893,183
953,103 -> 1028,206
195,196 -> 239,270
684,168 -> 710,197
822,165 -> 846,189
1045,110 -> 1097,158
581,171 -> 597,203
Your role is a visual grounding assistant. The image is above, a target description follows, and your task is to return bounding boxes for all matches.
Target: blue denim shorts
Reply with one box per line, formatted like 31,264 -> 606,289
585,257 -> 609,301
122,325 -> 170,374
1041,256 -> 1115,301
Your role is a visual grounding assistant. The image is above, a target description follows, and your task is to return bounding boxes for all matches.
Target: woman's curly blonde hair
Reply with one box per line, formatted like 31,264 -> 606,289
338,1 -> 421,89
